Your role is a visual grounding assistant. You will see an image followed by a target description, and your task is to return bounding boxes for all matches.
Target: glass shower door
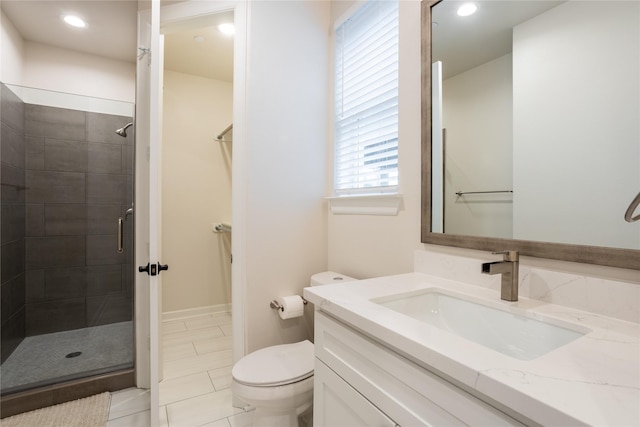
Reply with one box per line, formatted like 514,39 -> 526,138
0,84 -> 135,394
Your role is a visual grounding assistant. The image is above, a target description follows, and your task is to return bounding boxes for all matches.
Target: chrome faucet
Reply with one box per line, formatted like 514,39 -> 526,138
481,251 -> 519,301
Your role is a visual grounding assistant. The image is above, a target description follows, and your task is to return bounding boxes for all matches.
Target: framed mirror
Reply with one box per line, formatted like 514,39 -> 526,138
421,0 -> 640,270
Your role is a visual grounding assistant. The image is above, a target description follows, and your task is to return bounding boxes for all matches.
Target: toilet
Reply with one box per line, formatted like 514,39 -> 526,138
231,272 -> 356,427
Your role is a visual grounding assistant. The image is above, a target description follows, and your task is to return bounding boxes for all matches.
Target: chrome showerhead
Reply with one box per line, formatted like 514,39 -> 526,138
115,122 -> 134,137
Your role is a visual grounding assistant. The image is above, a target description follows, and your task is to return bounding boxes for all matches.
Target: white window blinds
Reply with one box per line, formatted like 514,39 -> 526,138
334,0 -> 399,195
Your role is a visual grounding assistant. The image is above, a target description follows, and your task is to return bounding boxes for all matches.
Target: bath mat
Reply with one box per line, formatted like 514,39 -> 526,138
1,392 -> 110,427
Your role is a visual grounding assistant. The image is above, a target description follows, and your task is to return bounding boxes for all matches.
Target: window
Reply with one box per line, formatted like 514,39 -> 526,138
334,0 -> 399,196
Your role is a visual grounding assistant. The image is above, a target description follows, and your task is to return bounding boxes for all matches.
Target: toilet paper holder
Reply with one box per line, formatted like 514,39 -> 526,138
270,297 -> 307,311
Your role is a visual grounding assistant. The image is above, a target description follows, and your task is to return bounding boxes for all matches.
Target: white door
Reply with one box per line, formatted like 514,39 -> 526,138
135,1 -> 163,425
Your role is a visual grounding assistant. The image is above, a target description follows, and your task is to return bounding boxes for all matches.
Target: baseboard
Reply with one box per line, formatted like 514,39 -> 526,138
162,303 -> 232,322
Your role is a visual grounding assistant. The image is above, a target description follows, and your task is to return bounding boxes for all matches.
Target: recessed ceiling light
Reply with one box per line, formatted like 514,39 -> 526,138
457,3 -> 477,17
63,14 -> 87,28
218,23 -> 235,36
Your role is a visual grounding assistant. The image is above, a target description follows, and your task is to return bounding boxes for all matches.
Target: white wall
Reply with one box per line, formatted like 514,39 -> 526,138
1,9 -> 24,85
443,54 -> 513,238
161,70 -> 233,313
244,0 -> 330,352
1,10 -> 133,109
513,1 -> 640,249
1,9 -> 134,103
22,42 -> 135,103
327,0 -> 423,279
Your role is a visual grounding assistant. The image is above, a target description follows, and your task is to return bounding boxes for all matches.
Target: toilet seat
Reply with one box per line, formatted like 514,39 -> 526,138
232,340 -> 314,387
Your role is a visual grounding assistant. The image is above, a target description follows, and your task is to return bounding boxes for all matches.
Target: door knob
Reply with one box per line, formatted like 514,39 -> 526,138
138,262 -> 169,276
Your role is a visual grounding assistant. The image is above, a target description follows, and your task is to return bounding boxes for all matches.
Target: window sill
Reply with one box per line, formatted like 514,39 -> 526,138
326,194 -> 403,216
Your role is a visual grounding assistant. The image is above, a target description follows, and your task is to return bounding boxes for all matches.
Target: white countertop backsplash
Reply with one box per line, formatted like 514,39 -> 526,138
304,249 -> 640,426
414,248 -> 640,324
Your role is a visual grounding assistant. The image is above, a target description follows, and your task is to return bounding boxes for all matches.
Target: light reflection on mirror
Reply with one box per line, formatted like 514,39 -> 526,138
430,0 -> 640,251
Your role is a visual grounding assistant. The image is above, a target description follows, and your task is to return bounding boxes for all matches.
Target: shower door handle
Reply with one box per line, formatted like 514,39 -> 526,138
117,206 -> 133,254
117,217 -> 124,253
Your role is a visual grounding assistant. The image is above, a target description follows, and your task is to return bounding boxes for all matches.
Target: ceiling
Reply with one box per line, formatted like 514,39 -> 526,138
1,0 -> 234,82
431,1 -> 564,79
2,0 -> 565,84
163,12 -> 234,82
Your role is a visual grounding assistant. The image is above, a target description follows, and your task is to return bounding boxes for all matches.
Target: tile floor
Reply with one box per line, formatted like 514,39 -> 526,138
106,312 -> 255,427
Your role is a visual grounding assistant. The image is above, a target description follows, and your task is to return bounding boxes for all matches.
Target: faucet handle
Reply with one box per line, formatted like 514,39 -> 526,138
492,250 -> 519,261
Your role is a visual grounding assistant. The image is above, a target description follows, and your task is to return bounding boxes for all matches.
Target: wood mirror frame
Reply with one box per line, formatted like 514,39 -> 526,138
420,0 -> 639,270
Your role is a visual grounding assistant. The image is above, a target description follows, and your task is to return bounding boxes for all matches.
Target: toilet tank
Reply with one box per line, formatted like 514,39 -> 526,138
310,271 -> 356,286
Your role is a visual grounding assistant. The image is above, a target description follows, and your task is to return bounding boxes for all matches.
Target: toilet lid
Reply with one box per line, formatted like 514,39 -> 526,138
232,340 -> 314,387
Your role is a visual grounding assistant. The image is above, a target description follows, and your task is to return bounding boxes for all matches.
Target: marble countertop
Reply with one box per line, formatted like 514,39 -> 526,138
303,272 -> 640,426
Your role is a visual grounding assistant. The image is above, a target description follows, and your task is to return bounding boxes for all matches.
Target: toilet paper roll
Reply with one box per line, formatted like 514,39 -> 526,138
276,295 -> 305,320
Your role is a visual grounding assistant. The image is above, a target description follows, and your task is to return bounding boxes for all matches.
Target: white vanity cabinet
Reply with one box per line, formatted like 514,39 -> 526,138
313,310 -> 524,427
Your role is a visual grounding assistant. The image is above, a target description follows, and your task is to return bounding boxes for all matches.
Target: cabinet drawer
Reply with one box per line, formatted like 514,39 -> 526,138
315,359 -> 398,427
315,311 -> 523,426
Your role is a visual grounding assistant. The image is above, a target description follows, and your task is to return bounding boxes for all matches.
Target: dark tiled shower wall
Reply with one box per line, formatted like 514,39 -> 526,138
1,83 -> 27,363
23,103 -> 134,336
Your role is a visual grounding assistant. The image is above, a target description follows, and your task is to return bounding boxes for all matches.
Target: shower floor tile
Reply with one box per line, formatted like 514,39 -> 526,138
0,321 -> 133,393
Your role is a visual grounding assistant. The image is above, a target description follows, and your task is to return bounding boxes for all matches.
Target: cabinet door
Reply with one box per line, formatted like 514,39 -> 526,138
314,359 -> 397,427
315,311 -> 524,426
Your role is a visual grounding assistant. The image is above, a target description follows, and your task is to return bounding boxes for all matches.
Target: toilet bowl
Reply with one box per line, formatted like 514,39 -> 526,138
232,340 -> 315,426
231,272 -> 356,427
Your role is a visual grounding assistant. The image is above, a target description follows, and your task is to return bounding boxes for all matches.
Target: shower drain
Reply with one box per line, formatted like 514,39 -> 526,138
65,351 -> 82,358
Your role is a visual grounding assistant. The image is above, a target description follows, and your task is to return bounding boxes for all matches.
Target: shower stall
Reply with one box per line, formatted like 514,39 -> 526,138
0,83 -> 135,413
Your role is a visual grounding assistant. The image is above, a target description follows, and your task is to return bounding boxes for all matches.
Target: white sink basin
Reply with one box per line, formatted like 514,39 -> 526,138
373,289 -> 588,360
